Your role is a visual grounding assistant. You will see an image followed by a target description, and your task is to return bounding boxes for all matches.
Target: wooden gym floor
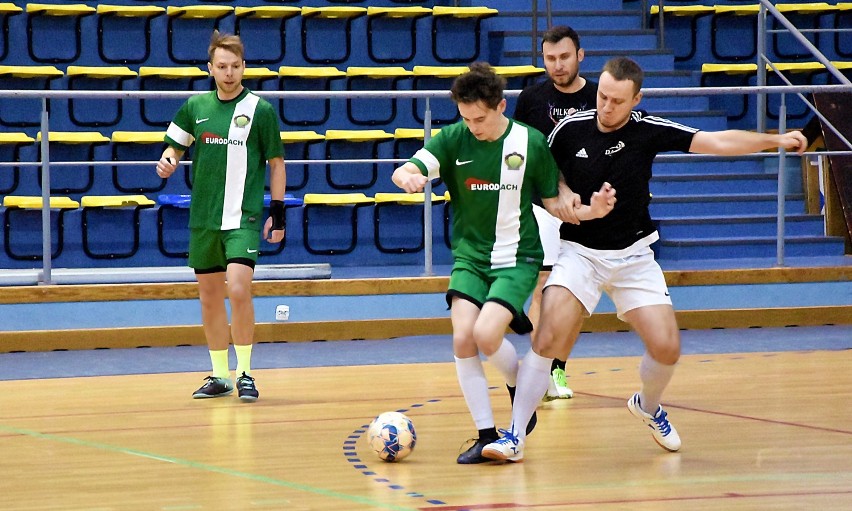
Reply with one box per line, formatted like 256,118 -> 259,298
1,335 -> 850,510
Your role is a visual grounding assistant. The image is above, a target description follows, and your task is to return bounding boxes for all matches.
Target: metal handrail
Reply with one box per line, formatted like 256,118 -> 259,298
2,83 -> 851,283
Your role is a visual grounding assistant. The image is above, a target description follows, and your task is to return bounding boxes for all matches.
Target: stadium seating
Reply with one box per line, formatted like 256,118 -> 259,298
0,0 -> 845,271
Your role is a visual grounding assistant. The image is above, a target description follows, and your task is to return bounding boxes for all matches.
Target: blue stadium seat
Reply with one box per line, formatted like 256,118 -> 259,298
345,66 -> 413,126
66,66 -> 138,129
35,131 -> 110,195
300,6 -> 367,65
301,192 -> 374,256
0,3 -> 22,62
430,6 -> 497,64
0,132 -> 34,196
96,4 -> 166,65
110,131 -> 171,195
2,195 -> 78,262
234,6 -> 300,66
0,65 -> 63,128
322,129 -> 393,192
280,130 -> 324,192
166,5 -> 234,65
278,66 -> 345,127
138,66 -> 210,127
25,3 -> 96,64
365,6 -> 432,64
79,194 -> 155,260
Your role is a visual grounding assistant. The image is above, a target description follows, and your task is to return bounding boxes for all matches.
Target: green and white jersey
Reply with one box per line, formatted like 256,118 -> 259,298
164,88 -> 283,231
410,120 -> 559,268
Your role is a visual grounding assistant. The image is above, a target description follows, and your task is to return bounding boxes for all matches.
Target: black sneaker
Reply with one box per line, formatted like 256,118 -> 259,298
236,372 -> 259,402
456,436 -> 498,464
192,376 -> 234,399
507,385 -> 537,435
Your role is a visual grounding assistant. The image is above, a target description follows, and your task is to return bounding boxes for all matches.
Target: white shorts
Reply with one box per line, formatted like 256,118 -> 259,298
532,203 -> 562,269
545,233 -> 671,321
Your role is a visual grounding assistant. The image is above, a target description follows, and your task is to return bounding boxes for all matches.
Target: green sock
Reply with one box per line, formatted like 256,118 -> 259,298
209,349 -> 230,380
235,344 -> 253,376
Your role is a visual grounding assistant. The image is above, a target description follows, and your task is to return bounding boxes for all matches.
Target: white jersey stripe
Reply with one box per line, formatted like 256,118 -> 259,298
640,115 -> 700,133
166,123 -> 194,148
221,93 -> 259,230
491,122 -> 528,269
412,148 -> 441,179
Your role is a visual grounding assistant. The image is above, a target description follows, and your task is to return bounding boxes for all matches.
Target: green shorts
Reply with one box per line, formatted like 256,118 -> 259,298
446,258 -> 539,334
188,228 -> 260,271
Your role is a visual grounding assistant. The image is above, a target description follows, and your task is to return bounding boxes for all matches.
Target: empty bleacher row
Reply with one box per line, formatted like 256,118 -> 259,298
0,63 -> 545,133
0,0 -> 848,274
0,189 -> 455,269
0,3 -> 497,68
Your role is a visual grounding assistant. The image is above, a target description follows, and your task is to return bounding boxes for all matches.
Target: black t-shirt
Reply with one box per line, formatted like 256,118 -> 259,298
548,110 -> 698,250
513,78 -> 598,138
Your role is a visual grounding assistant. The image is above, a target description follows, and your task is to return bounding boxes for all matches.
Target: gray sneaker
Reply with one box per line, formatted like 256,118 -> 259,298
192,376 -> 234,399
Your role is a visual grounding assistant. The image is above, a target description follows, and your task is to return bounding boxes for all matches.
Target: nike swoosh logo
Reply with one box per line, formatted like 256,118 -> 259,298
455,159 -> 473,166
196,118 -> 209,124
246,248 -> 258,254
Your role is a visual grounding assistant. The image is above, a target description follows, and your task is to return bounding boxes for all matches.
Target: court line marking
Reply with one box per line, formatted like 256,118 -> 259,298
0,423 -> 419,511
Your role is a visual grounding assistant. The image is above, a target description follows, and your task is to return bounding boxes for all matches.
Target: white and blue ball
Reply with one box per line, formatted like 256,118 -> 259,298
367,411 -> 417,462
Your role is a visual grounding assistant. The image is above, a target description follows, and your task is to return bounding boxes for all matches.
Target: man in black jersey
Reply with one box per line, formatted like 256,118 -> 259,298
514,25 -> 598,402
484,57 -> 807,461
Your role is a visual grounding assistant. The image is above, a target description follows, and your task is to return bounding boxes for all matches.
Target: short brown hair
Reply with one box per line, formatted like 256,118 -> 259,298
602,57 -> 643,95
541,25 -> 580,53
450,62 -> 506,109
208,30 -> 244,63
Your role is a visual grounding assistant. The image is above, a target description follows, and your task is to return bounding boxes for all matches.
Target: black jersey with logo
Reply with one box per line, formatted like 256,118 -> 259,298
513,78 -> 598,138
547,109 -> 698,250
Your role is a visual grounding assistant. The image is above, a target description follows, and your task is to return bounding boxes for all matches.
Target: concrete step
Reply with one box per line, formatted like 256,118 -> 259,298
658,235 -> 846,259
649,193 -> 806,216
655,214 -> 826,238
650,172 -> 779,195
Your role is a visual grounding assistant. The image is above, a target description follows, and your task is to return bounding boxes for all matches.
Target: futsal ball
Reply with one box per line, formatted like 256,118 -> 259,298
367,411 -> 417,462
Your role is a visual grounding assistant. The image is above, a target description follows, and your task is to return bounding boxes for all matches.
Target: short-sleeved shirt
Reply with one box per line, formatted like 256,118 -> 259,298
513,78 -> 598,138
164,88 -> 283,232
409,119 -> 560,269
547,109 -> 698,250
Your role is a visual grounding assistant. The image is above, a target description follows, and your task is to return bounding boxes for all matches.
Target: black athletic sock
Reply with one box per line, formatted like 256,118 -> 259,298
478,427 -> 498,441
551,358 -> 566,371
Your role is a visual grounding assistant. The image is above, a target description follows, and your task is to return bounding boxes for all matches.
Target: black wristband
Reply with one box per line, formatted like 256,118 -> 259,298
269,199 -> 285,230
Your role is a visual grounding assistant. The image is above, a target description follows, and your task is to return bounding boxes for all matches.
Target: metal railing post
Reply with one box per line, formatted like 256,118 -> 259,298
776,94 -> 787,266
757,4 -> 767,133
39,98 -> 52,285
531,0 -> 538,67
422,97 -> 433,277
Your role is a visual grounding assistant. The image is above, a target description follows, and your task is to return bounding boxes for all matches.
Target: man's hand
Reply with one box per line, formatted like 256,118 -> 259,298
156,156 -> 177,179
263,217 -> 285,243
779,130 -> 808,155
588,182 -> 616,219
392,165 -> 429,193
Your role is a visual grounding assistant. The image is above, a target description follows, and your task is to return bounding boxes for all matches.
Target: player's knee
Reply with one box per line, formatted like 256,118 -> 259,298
227,281 -> 252,305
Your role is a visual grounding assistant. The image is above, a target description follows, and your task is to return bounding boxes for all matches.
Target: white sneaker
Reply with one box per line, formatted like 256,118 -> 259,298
627,393 -> 681,452
481,428 -> 524,462
543,367 -> 574,401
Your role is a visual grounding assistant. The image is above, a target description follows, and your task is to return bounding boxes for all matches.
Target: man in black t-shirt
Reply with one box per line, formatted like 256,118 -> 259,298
482,57 -> 808,463
513,26 -> 598,402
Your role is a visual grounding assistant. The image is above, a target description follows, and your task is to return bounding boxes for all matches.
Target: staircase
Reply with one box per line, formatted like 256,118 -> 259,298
486,0 -> 847,266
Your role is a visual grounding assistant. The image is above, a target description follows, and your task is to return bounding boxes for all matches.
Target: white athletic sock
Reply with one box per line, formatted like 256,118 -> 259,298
511,349 -> 552,440
454,355 -> 494,430
486,338 -> 519,387
638,352 -> 676,413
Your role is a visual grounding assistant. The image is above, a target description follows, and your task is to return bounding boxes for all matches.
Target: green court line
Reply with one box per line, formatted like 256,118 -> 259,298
1,424 -> 418,511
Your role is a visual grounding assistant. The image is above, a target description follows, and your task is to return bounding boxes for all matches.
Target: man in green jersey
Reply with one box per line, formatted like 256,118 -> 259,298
392,62 -> 616,463
155,31 -> 286,402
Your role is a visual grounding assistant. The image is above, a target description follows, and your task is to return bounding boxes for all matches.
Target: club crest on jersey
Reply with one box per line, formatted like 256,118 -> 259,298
605,141 -> 625,156
504,152 -> 524,170
465,177 -> 519,191
233,114 -> 251,128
